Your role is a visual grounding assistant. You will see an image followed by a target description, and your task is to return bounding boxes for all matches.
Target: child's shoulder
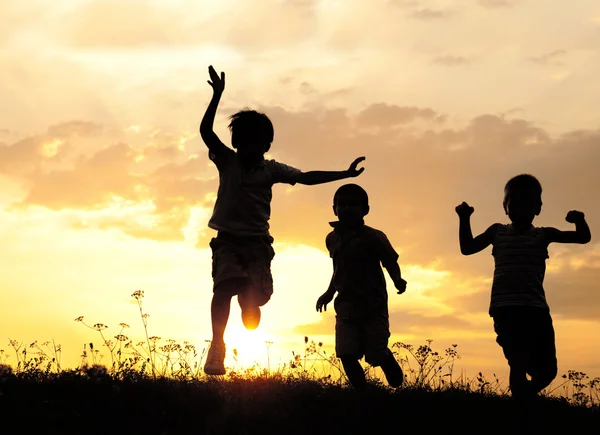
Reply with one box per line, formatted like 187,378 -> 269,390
363,225 -> 386,237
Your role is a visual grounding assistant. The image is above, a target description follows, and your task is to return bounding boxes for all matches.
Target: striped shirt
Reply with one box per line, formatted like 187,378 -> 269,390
490,224 -> 550,315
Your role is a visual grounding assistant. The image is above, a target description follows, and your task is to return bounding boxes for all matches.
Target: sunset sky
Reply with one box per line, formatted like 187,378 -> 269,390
1,0 -> 599,382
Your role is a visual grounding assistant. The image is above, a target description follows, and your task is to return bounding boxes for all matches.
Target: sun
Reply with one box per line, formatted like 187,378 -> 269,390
223,323 -> 278,371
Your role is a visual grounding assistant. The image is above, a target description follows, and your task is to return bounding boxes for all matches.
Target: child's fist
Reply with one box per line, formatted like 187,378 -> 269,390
566,210 -> 585,223
394,278 -> 407,295
455,202 -> 474,217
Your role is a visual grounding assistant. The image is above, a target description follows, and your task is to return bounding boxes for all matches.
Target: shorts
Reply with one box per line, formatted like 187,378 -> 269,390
492,306 -> 557,376
210,232 -> 275,307
334,305 -> 390,366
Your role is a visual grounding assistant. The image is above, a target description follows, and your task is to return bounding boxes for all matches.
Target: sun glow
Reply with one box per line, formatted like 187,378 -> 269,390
223,322 -> 279,371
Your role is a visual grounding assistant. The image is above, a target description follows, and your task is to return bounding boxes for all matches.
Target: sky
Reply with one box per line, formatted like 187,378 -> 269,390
1,0 -> 600,383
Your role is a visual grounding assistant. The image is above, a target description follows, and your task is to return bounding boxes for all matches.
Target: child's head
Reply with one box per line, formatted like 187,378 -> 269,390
228,109 -> 274,158
333,184 -> 369,224
503,174 -> 542,225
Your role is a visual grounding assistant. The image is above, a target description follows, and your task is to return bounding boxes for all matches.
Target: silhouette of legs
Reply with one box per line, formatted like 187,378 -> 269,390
493,307 -> 557,397
205,278 -> 246,375
340,356 -> 367,390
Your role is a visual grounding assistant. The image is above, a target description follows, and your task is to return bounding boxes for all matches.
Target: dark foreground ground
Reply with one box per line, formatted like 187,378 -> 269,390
0,374 -> 598,435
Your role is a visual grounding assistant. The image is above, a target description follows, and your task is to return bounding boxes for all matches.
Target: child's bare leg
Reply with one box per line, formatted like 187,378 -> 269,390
509,354 -> 532,398
340,356 -> 366,390
211,292 -> 233,345
528,362 -> 557,394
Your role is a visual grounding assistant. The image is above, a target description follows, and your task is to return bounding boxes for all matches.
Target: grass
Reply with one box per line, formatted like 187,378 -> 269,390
0,290 -> 599,435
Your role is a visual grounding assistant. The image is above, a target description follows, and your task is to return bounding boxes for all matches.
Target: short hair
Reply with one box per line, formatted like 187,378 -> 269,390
228,109 -> 274,152
333,184 -> 369,209
504,174 -> 542,197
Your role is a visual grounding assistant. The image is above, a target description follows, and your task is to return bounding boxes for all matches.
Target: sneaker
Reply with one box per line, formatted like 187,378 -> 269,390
381,352 -> 404,388
241,306 -> 261,330
204,342 -> 226,375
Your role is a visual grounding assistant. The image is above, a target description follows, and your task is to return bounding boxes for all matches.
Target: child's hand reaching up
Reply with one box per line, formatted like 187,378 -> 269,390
347,157 -> 366,177
207,65 -> 225,94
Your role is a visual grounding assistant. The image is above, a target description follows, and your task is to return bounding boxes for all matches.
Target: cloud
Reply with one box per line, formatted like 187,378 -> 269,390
528,50 -> 568,66
3,102 -> 600,323
433,55 -> 472,66
293,311 -> 476,337
356,103 -> 445,128
478,0 -> 519,8
51,0 -> 319,52
411,8 -> 454,20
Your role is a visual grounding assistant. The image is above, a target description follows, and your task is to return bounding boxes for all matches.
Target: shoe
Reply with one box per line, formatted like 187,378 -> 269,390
381,352 -> 404,388
204,342 -> 226,375
241,306 -> 261,330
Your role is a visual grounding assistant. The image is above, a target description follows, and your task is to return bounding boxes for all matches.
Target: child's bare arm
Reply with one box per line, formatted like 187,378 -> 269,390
199,66 -> 231,159
456,202 -> 498,255
544,211 -> 591,244
297,157 -> 365,185
316,276 -> 336,312
384,262 -> 407,294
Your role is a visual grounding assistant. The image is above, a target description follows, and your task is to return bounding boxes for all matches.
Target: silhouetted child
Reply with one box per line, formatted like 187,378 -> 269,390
456,174 -> 591,402
200,65 -> 366,375
316,184 -> 406,390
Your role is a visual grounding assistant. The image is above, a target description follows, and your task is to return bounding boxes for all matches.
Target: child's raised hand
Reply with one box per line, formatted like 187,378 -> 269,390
566,210 -> 585,223
207,65 -> 225,94
455,202 -> 474,218
394,278 -> 407,295
347,156 -> 366,177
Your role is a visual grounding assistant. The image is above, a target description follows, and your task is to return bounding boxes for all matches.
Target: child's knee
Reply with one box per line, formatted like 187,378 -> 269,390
364,348 -> 391,367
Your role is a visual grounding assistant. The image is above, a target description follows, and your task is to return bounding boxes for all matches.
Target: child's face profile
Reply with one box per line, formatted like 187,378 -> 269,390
231,131 -> 266,160
334,193 -> 366,224
504,187 -> 541,225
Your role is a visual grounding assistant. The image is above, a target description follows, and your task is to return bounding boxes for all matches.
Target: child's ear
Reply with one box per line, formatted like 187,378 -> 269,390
503,202 -> 508,215
363,205 -> 370,216
333,205 -> 338,216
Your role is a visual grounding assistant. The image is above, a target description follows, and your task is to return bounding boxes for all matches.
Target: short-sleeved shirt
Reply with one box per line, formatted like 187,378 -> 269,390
208,149 -> 302,236
490,224 -> 550,315
326,222 -> 399,318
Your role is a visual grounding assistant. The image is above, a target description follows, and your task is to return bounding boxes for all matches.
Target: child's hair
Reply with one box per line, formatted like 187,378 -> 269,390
504,174 -> 542,197
333,184 -> 369,210
228,109 -> 274,153
503,174 -> 542,209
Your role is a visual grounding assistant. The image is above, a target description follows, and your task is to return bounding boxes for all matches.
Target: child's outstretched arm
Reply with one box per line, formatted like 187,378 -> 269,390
297,157 -> 365,186
544,211 -> 591,244
199,65 -> 230,160
456,202 -> 498,255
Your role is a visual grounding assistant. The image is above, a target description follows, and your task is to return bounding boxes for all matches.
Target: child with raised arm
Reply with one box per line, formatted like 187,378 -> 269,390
200,66 -> 366,375
316,184 -> 406,390
456,174 -> 591,401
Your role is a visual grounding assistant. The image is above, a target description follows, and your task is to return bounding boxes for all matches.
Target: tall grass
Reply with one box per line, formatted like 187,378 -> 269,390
1,290 -> 599,409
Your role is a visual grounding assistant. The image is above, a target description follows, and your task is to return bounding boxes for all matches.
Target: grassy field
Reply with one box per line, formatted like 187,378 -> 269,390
0,370 -> 599,435
1,291 -> 598,434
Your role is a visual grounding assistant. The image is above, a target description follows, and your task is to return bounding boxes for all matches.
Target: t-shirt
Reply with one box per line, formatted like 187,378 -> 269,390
326,222 -> 399,317
208,149 -> 302,236
490,224 -> 550,315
